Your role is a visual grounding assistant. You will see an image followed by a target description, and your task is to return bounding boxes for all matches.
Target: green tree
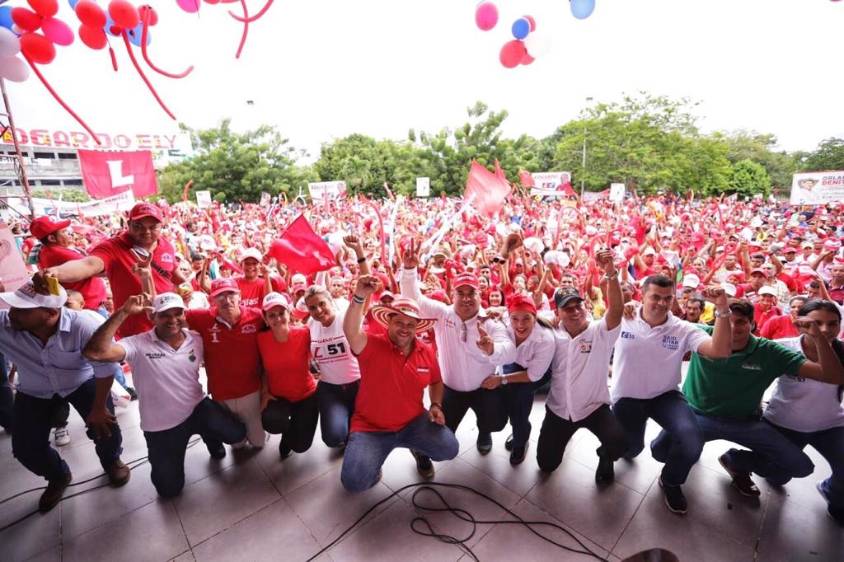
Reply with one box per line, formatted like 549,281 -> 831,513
716,131 -> 797,188
158,120 -> 314,203
32,188 -> 90,202
799,138 -> 844,172
728,159 -> 771,196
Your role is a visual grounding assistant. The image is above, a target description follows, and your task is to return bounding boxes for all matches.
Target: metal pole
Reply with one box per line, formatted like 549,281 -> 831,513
0,78 -> 35,217
580,96 -> 593,198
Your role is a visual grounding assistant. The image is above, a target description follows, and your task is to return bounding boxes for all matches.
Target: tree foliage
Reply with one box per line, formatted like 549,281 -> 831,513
799,138 -> 844,173
729,159 -> 771,196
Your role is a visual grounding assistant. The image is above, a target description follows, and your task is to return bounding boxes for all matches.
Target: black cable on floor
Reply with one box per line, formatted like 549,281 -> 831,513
0,438 -> 201,534
305,482 -> 608,562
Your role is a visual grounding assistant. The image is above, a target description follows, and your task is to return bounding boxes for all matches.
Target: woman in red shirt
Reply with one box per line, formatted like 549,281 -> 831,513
258,292 -> 319,460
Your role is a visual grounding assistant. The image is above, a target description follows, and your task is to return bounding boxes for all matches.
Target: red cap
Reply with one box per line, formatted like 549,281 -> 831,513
452,273 -> 479,290
507,294 -> 537,315
128,203 -> 163,222
210,278 -> 240,298
29,216 -> 71,240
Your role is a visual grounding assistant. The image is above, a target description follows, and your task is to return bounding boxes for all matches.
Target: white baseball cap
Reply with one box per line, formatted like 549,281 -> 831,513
758,286 -> 778,297
240,247 -> 263,263
682,274 -> 701,289
153,292 -> 185,314
262,292 -> 290,311
0,281 -> 67,309
720,282 -> 737,297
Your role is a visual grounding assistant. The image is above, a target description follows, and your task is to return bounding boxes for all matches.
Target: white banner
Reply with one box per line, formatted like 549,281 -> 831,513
196,190 -> 212,208
610,183 -> 626,203
260,192 -> 271,207
530,172 -> 572,197
416,177 -> 431,198
77,190 -> 136,217
0,221 -> 28,302
790,171 -> 844,205
308,181 -> 347,200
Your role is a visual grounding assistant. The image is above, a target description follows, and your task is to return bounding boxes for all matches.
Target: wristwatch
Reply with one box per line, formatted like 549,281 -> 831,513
500,375 -> 509,386
715,308 -> 732,318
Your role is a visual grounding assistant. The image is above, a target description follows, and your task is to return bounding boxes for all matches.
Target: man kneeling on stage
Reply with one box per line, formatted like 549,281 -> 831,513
341,275 -> 459,492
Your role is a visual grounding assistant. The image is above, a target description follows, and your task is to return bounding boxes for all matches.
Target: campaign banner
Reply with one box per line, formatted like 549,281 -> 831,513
610,183 -> 626,203
790,171 -> 844,205
260,192 -> 272,207
196,190 -> 212,208
308,181 -> 347,200
1,127 -> 191,152
77,191 -> 136,217
416,177 -> 431,197
530,172 -> 573,197
0,221 -> 29,303
78,150 -> 158,200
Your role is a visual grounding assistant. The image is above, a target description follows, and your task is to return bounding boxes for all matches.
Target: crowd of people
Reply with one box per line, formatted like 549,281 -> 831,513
0,190 -> 842,528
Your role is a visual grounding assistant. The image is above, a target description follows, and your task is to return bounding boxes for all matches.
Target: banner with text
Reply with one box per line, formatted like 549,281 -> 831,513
416,177 -> 431,197
790,171 -> 844,205
308,181 -> 347,200
530,172 -> 573,197
196,190 -> 212,208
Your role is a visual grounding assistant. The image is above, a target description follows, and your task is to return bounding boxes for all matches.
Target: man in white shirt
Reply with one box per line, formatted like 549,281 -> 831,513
611,275 -> 732,514
537,249 -> 627,484
84,293 -> 247,498
400,241 -> 515,456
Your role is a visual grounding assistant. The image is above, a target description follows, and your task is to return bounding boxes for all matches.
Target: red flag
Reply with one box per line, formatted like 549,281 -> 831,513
266,215 -> 336,275
464,160 -> 511,217
518,170 -> 535,188
559,181 -> 577,198
181,179 -> 194,202
78,150 -> 158,199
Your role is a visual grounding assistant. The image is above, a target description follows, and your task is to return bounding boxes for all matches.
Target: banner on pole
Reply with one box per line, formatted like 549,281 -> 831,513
78,150 -> 158,200
790,171 -> 844,205
308,181 -> 347,200
196,190 -> 212,208
529,172 -> 573,197
416,177 -> 431,197
610,183 -> 626,203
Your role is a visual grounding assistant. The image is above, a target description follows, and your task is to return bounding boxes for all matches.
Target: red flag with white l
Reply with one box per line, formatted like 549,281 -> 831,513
464,160 -> 511,217
78,150 -> 158,200
266,215 -> 336,275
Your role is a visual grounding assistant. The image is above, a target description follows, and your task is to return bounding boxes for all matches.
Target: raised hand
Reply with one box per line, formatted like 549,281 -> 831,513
121,293 -> 153,316
595,248 -> 616,274
402,239 -> 421,269
353,275 -> 380,298
794,316 -> 821,338
343,234 -> 363,255
702,286 -> 728,310
476,324 -> 494,355
502,232 -> 523,258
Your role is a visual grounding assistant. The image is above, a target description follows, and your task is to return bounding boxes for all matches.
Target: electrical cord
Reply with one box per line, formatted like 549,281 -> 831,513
0,438 -> 201,534
306,482 -> 608,562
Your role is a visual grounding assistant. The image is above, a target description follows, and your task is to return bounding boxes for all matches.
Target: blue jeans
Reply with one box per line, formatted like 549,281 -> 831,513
0,353 -> 12,432
341,414 -> 459,492
143,398 -> 246,498
501,363 -> 551,449
12,378 -> 123,482
613,390 -> 704,486
316,380 -> 359,448
694,413 -> 814,483
769,423 -> 844,511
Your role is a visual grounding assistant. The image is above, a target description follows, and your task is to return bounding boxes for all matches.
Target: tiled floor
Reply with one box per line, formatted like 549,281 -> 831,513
1,395 -> 841,562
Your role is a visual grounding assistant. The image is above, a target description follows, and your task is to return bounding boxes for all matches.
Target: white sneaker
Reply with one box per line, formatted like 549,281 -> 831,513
54,426 -> 71,447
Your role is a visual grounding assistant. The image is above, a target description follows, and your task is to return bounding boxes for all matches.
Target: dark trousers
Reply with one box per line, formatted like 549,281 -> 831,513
0,354 -> 13,432
261,393 -> 319,453
612,390 -> 704,486
442,385 -> 507,434
537,405 -> 627,473
316,380 -> 359,448
143,398 -> 246,498
12,378 -> 123,482
770,423 -> 844,511
502,366 -> 551,449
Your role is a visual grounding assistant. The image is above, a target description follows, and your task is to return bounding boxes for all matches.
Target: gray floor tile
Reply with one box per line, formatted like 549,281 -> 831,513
0,495 -> 61,562
170,551 -> 196,562
62,500 -> 188,562
23,546 -> 62,562
258,434 -> 344,496
754,491 -> 844,562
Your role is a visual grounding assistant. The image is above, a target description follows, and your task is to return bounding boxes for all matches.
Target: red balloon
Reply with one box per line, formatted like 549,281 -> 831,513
500,40 -> 526,69
108,0 -> 140,30
11,7 -> 43,32
75,0 -> 107,28
521,52 -> 535,66
138,5 -> 158,26
20,33 -> 56,64
79,23 -> 107,50
27,0 -> 59,19
524,15 -> 537,32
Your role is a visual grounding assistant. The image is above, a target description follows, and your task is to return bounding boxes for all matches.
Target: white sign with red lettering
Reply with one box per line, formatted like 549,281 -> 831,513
308,181 -> 347,200
530,172 -> 572,197
790,171 -> 844,205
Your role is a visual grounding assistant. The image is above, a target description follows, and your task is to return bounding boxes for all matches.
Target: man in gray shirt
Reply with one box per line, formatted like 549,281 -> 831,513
0,281 -> 130,512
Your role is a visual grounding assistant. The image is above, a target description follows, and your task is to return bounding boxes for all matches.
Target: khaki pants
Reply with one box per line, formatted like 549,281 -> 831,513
220,390 -> 265,448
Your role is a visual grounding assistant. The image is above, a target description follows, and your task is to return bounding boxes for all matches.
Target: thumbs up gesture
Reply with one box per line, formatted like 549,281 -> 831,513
476,323 -> 494,356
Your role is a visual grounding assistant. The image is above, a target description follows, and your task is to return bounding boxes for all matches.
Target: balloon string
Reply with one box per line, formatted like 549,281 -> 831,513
24,56 -> 102,146
121,32 -> 176,120
108,44 -> 118,71
140,19 -> 193,79
234,0 -> 249,59
228,0 -> 273,23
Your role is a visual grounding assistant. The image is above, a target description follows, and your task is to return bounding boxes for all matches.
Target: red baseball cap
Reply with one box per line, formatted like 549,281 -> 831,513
506,294 -> 537,315
128,203 -> 163,222
29,216 -> 71,240
452,273 -> 479,290
210,278 -> 240,298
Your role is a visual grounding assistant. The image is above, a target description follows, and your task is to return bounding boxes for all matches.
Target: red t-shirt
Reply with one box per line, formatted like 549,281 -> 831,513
38,244 -> 106,310
753,304 -> 781,336
351,332 -> 442,433
760,315 -> 799,340
91,233 -> 177,337
236,276 -> 287,308
186,306 -> 264,400
257,327 -> 315,402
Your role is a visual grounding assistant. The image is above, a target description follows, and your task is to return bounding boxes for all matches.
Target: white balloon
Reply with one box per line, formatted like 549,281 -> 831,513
0,28 -> 20,58
524,31 -> 552,58
0,56 -> 30,83
523,236 -> 544,253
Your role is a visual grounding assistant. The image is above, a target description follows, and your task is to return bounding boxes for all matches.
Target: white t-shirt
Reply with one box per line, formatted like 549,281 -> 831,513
118,329 -> 206,433
611,311 -> 710,402
548,318 -> 620,422
505,324 -> 556,382
308,311 -> 360,385
764,337 -> 844,432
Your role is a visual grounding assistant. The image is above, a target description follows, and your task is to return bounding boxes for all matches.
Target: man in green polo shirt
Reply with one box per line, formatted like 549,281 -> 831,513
682,300 -> 844,496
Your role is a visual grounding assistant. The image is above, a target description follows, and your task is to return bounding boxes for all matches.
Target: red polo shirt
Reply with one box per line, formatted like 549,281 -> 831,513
38,244 -> 107,310
236,276 -> 287,308
351,332 -> 441,433
760,315 -> 799,340
257,327 -> 315,402
91,232 -> 177,337
186,306 -> 264,400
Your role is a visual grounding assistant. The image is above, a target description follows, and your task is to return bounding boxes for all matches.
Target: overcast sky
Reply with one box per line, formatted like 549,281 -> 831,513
9,0 -> 844,161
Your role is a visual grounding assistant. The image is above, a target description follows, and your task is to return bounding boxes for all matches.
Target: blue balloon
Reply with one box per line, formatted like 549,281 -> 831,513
571,0 -> 596,20
104,16 -> 121,37
0,6 -> 13,31
128,23 -> 151,47
67,0 -> 81,10
511,18 -> 530,40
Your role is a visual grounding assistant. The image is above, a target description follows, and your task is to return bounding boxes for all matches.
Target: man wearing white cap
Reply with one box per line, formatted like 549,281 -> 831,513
341,275 -> 458,491
235,247 -> 286,308
84,292 -> 247,498
0,281 -> 129,512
